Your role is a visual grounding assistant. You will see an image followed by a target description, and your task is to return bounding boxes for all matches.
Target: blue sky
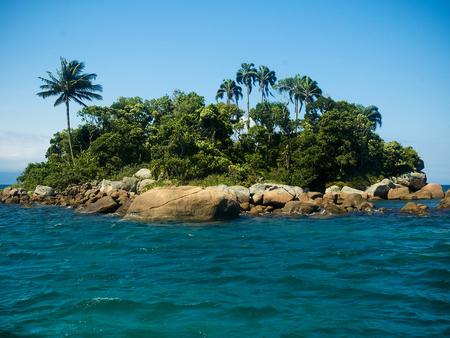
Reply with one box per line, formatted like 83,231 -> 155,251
1,0 -> 449,184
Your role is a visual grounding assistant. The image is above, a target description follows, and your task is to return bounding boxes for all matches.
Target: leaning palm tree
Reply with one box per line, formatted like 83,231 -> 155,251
254,65 -> 277,103
215,79 -> 243,106
358,105 -> 382,130
236,63 -> 257,127
37,57 -> 103,164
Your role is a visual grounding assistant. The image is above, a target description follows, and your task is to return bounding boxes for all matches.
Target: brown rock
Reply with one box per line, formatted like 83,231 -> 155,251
419,183 -> 444,199
341,193 -> 365,208
436,198 -> 450,210
445,189 -> 450,198
368,196 -> 384,201
414,190 -> 432,200
320,204 -> 348,216
115,200 -> 133,216
125,186 -> 240,222
359,202 -> 375,211
297,193 -> 311,202
240,202 -> 251,211
249,205 -> 267,216
252,193 -> 263,205
400,202 -> 420,213
387,186 -> 410,200
403,194 -> 419,200
77,196 -> 119,214
2,187 -> 12,196
262,189 -> 294,207
108,189 -> 120,199
283,201 -> 318,214
308,191 -> 323,199
5,197 -> 19,204
322,193 -> 337,203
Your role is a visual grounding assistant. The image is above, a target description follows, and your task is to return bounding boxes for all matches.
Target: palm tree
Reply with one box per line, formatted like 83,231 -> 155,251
215,79 -> 243,106
37,57 -> 103,164
358,105 -> 382,129
274,75 -> 305,132
299,76 -> 322,106
236,63 -> 257,127
254,65 -> 277,103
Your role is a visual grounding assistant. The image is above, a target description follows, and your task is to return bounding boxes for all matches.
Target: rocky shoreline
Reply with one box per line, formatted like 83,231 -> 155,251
1,170 -> 450,221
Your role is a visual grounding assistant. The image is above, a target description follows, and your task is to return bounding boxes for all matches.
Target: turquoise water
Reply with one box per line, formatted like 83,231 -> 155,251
1,192 -> 450,337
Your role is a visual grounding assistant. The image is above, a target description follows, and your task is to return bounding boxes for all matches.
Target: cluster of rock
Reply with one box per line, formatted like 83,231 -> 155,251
210,183 -> 375,217
326,173 -> 444,201
1,169 -> 449,222
0,180 -> 137,215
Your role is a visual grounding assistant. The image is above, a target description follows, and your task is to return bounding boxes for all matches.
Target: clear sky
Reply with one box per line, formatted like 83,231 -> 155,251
1,0 -> 449,185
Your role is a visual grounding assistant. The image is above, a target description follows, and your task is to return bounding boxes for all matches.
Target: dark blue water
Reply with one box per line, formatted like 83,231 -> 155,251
1,191 -> 450,337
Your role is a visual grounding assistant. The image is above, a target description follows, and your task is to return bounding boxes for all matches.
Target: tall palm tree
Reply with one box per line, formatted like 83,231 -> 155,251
37,57 -> 103,164
358,105 -> 382,129
274,75 -> 305,132
236,63 -> 257,127
299,76 -> 322,106
215,79 -> 243,106
254,65 -> 277,103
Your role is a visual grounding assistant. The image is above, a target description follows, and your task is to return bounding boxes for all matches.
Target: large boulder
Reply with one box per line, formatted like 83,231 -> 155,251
418,183 -> 444,199
414,190 -> 432,200
366,179 -> 395,199
34,185 -> 55,196
133,168 -> 152,179
77,196 -> 119,214
387,186 -> 410,200
125,186 -> 240,222
341,193 -> 365,208
396,172 -> 426,192
262,187 -> 295,207
436,198 -> 450,210
341,186 -> 365,194
446,189 -> 450,198
400,202 -> 430,216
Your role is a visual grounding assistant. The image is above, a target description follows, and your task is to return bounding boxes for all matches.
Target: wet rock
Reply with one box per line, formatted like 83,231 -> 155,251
282,201 -> 318,214
115,200 -> 132,216
341,193 -> 365,208
436,198 -> 450,210
319,204 -> 348,216
77,196 -> 119,214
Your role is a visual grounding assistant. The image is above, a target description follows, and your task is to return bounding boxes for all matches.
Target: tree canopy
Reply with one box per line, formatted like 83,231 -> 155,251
19,62 -> 422,192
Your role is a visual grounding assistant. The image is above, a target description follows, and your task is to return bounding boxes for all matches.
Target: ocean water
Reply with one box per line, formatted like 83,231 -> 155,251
1,191 -> 450,337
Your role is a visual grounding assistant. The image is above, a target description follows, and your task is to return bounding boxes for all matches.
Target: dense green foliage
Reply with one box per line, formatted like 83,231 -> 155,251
18,63 -> 422,192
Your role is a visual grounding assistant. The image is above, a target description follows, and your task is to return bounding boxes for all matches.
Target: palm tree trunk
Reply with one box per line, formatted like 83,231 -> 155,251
295,98 -> 298,134
65,97 -> 75,164
261,84 -> 264,103
246,84 -> 250,129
